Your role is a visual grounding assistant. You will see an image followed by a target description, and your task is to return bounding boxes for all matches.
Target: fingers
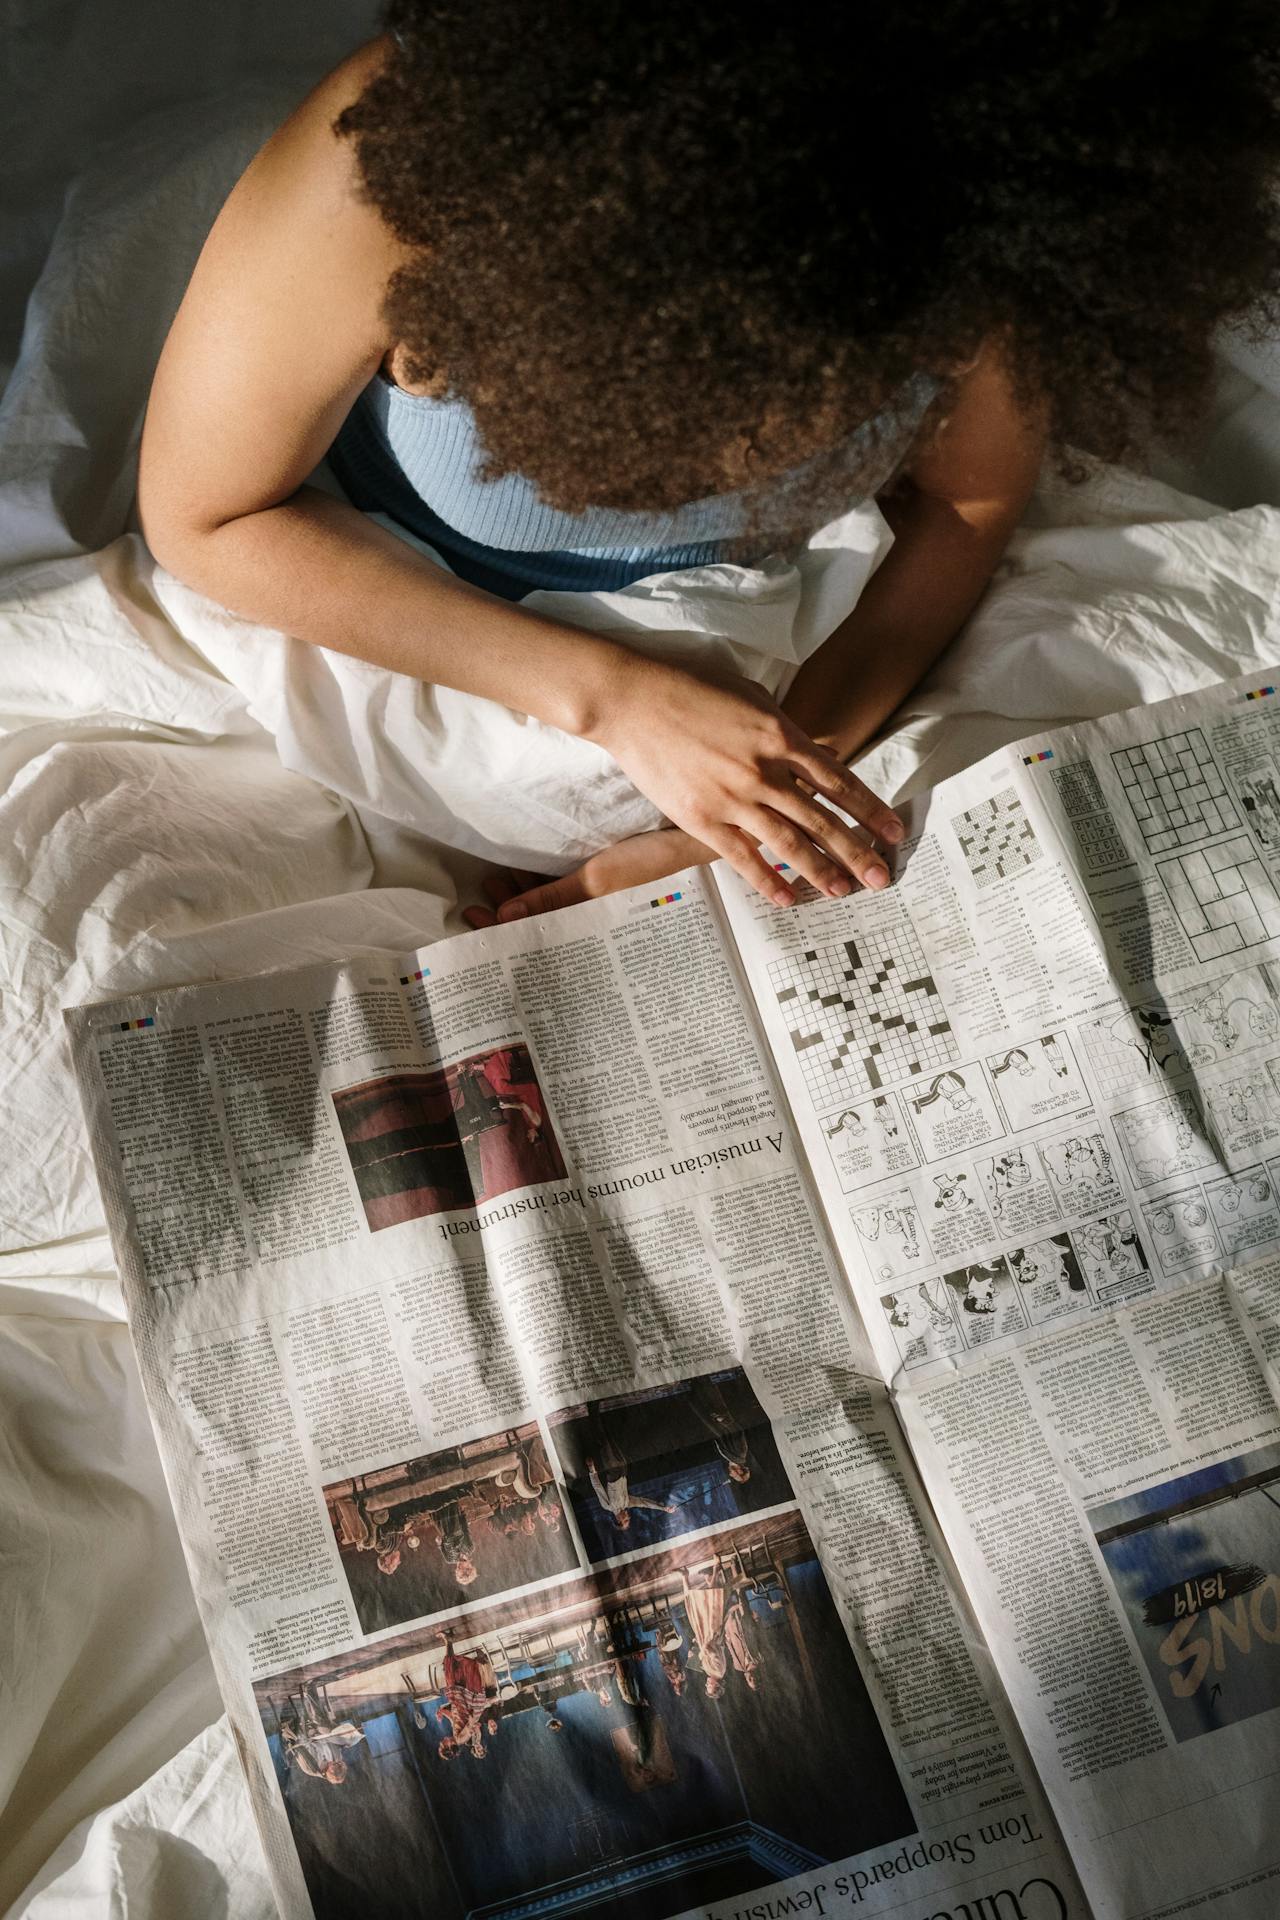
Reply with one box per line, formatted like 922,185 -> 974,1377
764,791 -> 894,892
792,751 -> 904,846
705,827 -> 796,908
753,807 -> 887,897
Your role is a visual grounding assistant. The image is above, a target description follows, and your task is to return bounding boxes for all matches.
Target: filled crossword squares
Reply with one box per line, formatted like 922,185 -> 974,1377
769,924 -> 958,1106
951,788 -> 1043,888
1112,730 -> 1239,855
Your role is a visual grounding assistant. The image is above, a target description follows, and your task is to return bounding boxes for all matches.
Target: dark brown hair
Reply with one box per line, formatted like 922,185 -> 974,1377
337,0 -> 1280,543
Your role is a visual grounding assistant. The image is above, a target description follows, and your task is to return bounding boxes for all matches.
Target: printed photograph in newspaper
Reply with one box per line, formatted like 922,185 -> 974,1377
1088,1441 -> 1280,1742
253,1508 -> 913,1919
332,1042 -> 567,1230
325,1423 -> 579,1634
546,1368 -> 794,1563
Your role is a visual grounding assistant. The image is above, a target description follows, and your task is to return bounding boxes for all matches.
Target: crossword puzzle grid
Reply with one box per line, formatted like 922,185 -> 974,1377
770,928 -> 958,1106
1112,729 -> 1238,854
1158,834 -> 1280,960
951,788 -> 1042,888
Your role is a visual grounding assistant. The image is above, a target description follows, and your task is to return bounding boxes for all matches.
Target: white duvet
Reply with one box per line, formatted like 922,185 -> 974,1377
3,64 -> 1280,1920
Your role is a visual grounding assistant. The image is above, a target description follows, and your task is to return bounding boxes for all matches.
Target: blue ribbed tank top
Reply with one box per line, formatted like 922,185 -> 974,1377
328,368 -> 943,601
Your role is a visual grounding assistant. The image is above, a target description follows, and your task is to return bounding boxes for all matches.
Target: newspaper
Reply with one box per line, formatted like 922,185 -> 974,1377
65,667 -> 1280,1920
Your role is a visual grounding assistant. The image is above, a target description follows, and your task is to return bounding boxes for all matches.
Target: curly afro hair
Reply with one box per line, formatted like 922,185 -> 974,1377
336,0 -> 1280,542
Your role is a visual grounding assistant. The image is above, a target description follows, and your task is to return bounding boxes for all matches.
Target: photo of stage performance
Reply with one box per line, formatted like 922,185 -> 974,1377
548,1368 -> 794,1563
332,1041 -> 567,1230
325,1423 -> 578,1634
254,1508 -> 912,1920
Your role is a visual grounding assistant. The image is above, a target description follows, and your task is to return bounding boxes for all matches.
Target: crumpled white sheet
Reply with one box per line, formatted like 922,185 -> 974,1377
152,493 -> 895,871
4,62 -> 1280,1920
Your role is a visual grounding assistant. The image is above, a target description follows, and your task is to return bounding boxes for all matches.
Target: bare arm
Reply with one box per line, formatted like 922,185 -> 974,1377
138,42 -> 902,906
782,337 -> 1050,757
467,341 -> 1048,922
138,43 -> 619,741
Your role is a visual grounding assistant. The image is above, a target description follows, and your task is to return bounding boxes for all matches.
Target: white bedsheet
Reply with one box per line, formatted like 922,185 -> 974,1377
3,63 -> 1280,1920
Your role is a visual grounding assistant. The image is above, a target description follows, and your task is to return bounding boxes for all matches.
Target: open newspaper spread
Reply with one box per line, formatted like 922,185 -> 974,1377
65,668 -> 1280,1920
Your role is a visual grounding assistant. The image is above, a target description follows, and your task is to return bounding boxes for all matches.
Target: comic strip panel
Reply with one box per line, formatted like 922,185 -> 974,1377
252,1510 -> 913,1920
1111,1089 -> 1220,1190
941,1257 -> 1028,1349
333,1043 -> 568,1230
880,1278 -> 964,1371
1208,1165 -> 1280,1261
985,1032 -> 1090,1132
325,1423 -> 579,1635
1140,1187 -> 1221,1278
1205,1067 -> 1280,1165
547,1368 -> 793,1565
919,1162 -> 997,1262
1006,1233 -> 1093,1329
850,1189 -> 930,1281
1088,1442 -> 1280,1743
903,1063 -> 1003,1162
976,1145 -> 1060,1238
1078,968 -> 1280,1104
819,1091 -> 919,1192
1036,1128 -> 1125,1217
1067,1211 -> 1153,1309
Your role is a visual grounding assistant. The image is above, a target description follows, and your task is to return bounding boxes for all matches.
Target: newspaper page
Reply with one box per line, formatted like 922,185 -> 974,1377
66,868 -> 1082,1920
716,669 -> 1280,1920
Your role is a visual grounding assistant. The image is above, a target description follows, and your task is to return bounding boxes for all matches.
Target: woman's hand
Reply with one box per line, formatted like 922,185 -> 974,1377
461,811 -> 896,926
586,654 -> 902,907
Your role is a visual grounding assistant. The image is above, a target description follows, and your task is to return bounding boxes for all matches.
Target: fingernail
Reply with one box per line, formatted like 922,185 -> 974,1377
828,876 -> 852,897
865,863 -> 891,890
881,817 -> 905,844
771,887 -> 794,908
498,900 -> 528,921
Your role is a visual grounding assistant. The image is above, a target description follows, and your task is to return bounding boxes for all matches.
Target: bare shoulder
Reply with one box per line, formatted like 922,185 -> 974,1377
215,36 -> 408,293
140,36 -> 412,538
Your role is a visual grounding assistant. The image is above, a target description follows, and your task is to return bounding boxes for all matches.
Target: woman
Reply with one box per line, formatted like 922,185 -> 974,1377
137,2 -> 1280,915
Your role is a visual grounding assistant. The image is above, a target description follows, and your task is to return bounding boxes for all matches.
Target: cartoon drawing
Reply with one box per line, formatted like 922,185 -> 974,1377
984,1149 -> 1032,1219
932,1171 -> 971,1213
1207,1074 -> 1274,1148
880,1280 -> 959,1366
1215,1172 -> 1270,1214
1112,1091 -> 1220,1189
912,1071 -> 975,1118
1205,1168 -> 1280,1259
943,1262 -> 1003,1315
986,1033 -> 1088,1130
1080,969 -> 1280,1100
1069,1212 -> 1149,1294
882,1286 -> 951,1336
852,1196 -> 924,1276
819,1091 -> 919,1193
1008,1235 -> 1087,1295
1236,767 -> 1280,854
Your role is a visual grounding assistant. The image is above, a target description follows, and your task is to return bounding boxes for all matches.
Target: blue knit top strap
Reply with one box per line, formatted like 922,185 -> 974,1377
328,368 -> 943,601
